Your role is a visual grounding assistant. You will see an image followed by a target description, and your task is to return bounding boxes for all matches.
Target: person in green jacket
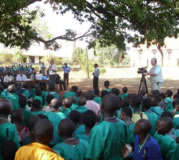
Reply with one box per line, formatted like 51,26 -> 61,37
53,119 -> 89,160
151,94 -> 163,118
75,97 -> 88,113
86,93 -> 128,160
64,86 -> 78,98
120,87 -> 128,99
164,90 -> 174,112
102,80 -> 112,92
30,99 -> 47,116
173,98 -> 179,129
0,99 -> 20,160
33,88 -> 43,107
61,98 -> 73,117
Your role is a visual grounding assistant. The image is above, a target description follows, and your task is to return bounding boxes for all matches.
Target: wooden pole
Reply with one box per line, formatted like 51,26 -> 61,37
86,47 -> 89,78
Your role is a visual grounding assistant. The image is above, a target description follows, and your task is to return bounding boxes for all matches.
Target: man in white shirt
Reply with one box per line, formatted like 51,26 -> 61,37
4,72 -> 14,83
147,58 -> 163,91
48,59 -> 57,90
93,64 -> 100,90
16,72 -> 27,81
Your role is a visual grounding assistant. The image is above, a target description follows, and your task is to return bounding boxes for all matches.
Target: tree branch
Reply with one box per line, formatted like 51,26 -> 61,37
26,0 -> 42,6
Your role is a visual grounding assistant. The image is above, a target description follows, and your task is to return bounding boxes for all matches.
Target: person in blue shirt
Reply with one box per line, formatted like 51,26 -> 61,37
62,63 -> 70,87
133,119 -> 163,160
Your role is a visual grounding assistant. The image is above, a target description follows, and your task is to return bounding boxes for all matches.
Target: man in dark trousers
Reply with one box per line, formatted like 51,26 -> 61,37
93,64 -> 100,90
62,63 -> 70,88
48,59 -> 57,90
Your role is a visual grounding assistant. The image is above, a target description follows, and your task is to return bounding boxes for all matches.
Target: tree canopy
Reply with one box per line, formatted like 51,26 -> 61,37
0,0 -> 178,50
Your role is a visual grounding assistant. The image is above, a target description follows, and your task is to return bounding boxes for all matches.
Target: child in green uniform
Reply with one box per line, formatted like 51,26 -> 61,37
33,88 -> 43,107
164,90 -> 174,112
120,107 -> 135,145
151,94 -> 163,117
6,84 -> 19,110
120,87 -> 128,99
93,88 -> 102,105
86,93 -> 128,160
173,99 -> 179,129
64,86 -> 78,98
142,97 -> 158,136
30,99 -> 47,116
102,80 -> 112,92
0,99 -> 20,160
53,119 -> 89,160
154,117 -> 178,160
43,94 -> 54,112
75,97 -> 88,113
61,98 -> 73,117
49,85 -> 60,99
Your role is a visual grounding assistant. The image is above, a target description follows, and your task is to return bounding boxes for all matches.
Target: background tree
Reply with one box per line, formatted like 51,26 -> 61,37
72,47 -> 86,68
13,50 -> 27,64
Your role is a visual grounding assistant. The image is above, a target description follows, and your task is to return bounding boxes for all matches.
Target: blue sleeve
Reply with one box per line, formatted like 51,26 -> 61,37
145,145 -> 163,160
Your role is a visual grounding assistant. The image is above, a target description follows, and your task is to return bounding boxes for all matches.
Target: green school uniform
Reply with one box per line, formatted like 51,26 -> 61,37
22,90 -> 30,100
103,88 -> 112,92
42,91 -> 48,105
173,112 -> 179,129
164,97 -> 174,112
74,125 -> 85,137
53,139 -> 89,160
154,132 -> 178,160
34,96 -> 43,107
60,106 -> 72,117
47,112 -> 66,145
76,134 -> 89,142
31,88 -> 36,98
31,110 -> 47,116
20,108 -> 32,126
144,110 -> 158,136
0,122 -> 20,160
93,96 -> 102,105
120,93 -> 128,99
0,89 -> 8,98
64,91 -> 76,98
70,104 -> 79,110
117,109 -> 121,119
6,93 -> 19,110
49,91 -> 60,99
86,119 -> 128,160
150,106 -> 163,118
75,106 -> 88,113
126,122 -> 135,145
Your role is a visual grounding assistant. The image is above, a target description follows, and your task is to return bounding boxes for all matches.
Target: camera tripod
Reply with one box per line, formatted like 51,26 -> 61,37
138,74 -> 148,94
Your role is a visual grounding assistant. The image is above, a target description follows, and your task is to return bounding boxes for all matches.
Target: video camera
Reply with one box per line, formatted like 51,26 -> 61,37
137,67 -> 147,74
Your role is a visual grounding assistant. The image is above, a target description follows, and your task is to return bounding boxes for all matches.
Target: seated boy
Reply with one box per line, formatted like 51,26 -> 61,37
173,98 -> 179,129
120,87 -> 128,99
64,86 -> 78,98
30,99 -> 47,116
133,119 -> 163,160
164,90 -> 174,112
15,119 -> 64,160
151,94 -> 163,117
102,80 -> 112,92
53,119 -> 89,160
86,93 -> 128,160
75,96 -> 88,113
61,98 -> 73,117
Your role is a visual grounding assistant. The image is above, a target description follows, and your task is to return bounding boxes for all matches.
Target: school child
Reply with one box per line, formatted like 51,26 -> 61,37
151,94 -> 163,117
0,99 -> 20,159
75,96 -> 88,113
154,117 -> 178,160
64,86 -> 78,98
159,92 -> 166,110
120,107 -> 135,145
5,84 -> 19,110
133,119 -> 163,160
33,88 -> 43,106
117,97 -> 130,119
53,119 -> 89,160
15,119 -> 64,160
142,97 -> 158,136
77,110 -> 97,142
131,94 -> 148,123
120,87 -> 128,99
93,88 -> 102,105
49,85 -> 60,99
164,90 -> 174,112
11,109 -> 30,145
174,89 -> 179,99
61,98 -> 73,117
112,88 -> 120,96
102,80 -> 112,92
22,83 -> 31,100
86,93 -> 128,160
47,99 -> 66,145
70,96 -> 79,110
101,90 -> 109,98
173,98 -> 179,129
43,94 -> 54,112
30,99 -> 47,116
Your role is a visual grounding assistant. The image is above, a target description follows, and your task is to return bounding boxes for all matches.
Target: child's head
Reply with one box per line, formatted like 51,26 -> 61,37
101,93 -> 119,116
58,118 -> 75,138
120,107 -> 132,121
0,99 -> 12,118
83,110 -> 97,129
165,90 -> 173,98
46,94 -> 54,105
161,111 -> 173,119
159,92 -> 166,100
8,84 -> 16,93
35,88 -> 42,96
104,80 -> 110,88
134,119 -> 152,135
85,90 -> 95,100
71,86 -> 78,93
131,94 -> 141,110
69,110 -> 81,125
32,99 -> 41,110
101,90 -> 109,98
11,109 -> 23,124
63,98 -> 72,108
156,117 -> 173,135
112,88 -> 120,96
142,97 -> 152,111
19,95 -> 27,109
49,85 -> 55,92
78,96 -> 86,106
173,98 -> 179,111
70,96 -> 77,104
94,63 -> 98,68
121,98 -> 130,108
50,98 -> 61,110
122,87 -> 128,94
151,94 -> 161,106
151,90 -> 160,96
34,119 -> 53,145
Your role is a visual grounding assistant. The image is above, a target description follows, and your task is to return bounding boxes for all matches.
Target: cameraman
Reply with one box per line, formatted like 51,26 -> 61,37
146,58 -> 163,91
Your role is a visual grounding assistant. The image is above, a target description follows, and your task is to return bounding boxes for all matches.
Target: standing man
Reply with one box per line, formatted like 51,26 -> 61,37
147,58 -> 163,91
93,64 -> 100,90
62,63 -> 70,87
48,59 -> 57,90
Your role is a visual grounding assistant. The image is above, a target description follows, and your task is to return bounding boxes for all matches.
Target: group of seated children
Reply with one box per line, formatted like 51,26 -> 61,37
0,80 -> 179,160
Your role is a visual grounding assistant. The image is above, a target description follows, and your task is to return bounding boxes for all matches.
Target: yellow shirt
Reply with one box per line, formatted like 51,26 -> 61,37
15,142 -> 64,160
132,112 -> 148,123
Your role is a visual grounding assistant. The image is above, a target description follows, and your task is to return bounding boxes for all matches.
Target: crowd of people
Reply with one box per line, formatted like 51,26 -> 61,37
0,75 -> 179,160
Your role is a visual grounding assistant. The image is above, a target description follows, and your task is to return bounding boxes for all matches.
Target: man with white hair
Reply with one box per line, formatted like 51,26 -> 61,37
147,58 -> 163,91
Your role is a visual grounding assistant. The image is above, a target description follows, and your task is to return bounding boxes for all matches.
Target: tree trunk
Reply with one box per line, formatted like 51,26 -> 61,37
157,44 -> 164,67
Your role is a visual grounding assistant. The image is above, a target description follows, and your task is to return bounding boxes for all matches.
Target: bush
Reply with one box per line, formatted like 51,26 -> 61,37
100,68 -> 106,74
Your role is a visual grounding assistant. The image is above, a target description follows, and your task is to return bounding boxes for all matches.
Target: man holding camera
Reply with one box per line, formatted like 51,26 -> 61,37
146,58 -> 163,91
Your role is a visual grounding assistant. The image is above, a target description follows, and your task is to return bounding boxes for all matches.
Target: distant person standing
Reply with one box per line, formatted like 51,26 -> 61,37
62,63 -> 70,87
93,64 -> 100,90
147,58 -> 163,91
48,59 -> 57,90
40,62 -> 46,73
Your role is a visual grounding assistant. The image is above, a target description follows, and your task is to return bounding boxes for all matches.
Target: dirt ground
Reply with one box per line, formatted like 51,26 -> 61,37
58,67 -> 179,94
